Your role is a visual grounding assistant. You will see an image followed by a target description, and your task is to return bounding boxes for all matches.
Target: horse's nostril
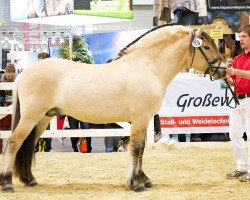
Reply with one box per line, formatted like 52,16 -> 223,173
213,70 -> 226,80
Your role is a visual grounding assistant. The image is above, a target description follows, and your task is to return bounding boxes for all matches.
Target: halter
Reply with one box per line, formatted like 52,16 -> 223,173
190,29 -> 239,108
189,30 -> 223,77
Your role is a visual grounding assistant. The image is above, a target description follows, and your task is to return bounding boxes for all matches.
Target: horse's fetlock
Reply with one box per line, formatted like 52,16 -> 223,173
20,175 -> 37,186
2,172 -> 13,185
3,172 -> 13,181
1,172 -> 14,193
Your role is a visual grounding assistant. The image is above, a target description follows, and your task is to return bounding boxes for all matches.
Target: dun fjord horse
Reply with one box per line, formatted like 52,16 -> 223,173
0,25 -> 225,193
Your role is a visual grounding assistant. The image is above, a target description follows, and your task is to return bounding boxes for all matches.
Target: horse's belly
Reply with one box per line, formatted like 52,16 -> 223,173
62,106 -> 130,124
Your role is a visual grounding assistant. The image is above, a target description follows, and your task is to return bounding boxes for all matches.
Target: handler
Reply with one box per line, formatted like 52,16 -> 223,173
225,25 -> 250,182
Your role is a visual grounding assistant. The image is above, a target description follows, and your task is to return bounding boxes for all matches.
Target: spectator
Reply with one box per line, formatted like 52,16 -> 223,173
0,64 -> 17,132
0,69 -> 6,153
226,57 -> 233,68
0,70 -> 5,106
1,64 -> 16,105
104,123 -> 122,152
38,52 -> 50,60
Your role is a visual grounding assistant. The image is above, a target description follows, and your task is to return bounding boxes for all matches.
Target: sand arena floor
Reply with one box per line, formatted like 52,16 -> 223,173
0,142 -> 250,200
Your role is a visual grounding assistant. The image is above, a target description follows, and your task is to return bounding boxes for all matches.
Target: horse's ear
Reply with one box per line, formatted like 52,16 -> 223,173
195,27 -> 203,37
192,28 -> 203,48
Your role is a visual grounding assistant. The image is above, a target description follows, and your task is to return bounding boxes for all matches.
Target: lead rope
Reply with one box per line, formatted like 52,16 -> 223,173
223,78 -> 239,108
208,65 -> 239,108
207,66 -> 239,108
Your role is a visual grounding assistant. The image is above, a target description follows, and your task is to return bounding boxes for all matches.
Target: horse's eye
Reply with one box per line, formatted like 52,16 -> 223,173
204,46 -> 210,49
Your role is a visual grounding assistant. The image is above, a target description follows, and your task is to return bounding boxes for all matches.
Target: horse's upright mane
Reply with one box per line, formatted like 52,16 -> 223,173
117,24 -> 190,59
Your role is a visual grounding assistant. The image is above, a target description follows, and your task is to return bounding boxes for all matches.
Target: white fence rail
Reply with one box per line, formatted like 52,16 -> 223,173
0,82 -> 154,147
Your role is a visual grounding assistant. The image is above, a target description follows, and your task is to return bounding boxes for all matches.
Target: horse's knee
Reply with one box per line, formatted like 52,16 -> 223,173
1,172 -> 14,193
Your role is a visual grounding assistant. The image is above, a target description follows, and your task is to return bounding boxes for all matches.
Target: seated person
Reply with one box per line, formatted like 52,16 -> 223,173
0,64 -> 17,131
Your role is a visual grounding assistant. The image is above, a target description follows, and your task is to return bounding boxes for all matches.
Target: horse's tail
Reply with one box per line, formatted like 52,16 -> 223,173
12,86 -> 36,181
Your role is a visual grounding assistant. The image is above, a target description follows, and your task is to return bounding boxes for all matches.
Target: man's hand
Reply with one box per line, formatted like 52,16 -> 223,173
226,67 -> 250,80
225,67 -> 236,76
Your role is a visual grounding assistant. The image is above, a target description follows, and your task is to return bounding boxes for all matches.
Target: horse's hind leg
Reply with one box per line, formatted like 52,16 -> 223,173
126,118 -> 153,192
18,116 -> 52,186
1,117 -> 36,192
1,115 -> 50,192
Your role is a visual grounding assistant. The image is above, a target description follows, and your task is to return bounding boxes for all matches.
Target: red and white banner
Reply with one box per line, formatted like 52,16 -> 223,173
21,23 -> 41,51
158,73 -> 232,133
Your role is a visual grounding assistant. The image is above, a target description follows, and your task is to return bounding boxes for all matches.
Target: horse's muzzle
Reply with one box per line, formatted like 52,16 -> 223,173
213,68 -> 226,80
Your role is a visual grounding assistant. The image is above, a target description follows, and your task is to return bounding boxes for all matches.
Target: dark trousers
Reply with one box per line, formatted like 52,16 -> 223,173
0,115 -> 11,130
154,114 -> 161,133
104,123 -> 122,152
45,138 -> 52,152
35,124 -> 52,152
68,116 -> 92,152
0,139 -> 2,153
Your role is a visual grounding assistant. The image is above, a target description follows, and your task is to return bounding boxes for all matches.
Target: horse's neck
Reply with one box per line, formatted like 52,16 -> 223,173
143,35 -> 190,89
118,28 -> 191,92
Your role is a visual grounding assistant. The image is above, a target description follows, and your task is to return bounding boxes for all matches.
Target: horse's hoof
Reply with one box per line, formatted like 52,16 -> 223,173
145,182 -> 153,188
134,186 -> 145,192
1,187 -> 14,193
27,179 -> 38,187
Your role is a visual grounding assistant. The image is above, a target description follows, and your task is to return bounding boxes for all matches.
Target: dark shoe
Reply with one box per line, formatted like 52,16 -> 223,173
239,173 -> 250,182
117,137 -> 129,152
154,131 -> 162,142
226,170 -> 247,179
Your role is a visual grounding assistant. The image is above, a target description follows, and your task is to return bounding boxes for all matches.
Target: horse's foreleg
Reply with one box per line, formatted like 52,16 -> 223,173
137,139 -> 153,189
127,121 -> 152,192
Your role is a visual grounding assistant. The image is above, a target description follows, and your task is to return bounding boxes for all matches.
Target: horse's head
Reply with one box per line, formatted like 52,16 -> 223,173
190,28 -> 226,80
